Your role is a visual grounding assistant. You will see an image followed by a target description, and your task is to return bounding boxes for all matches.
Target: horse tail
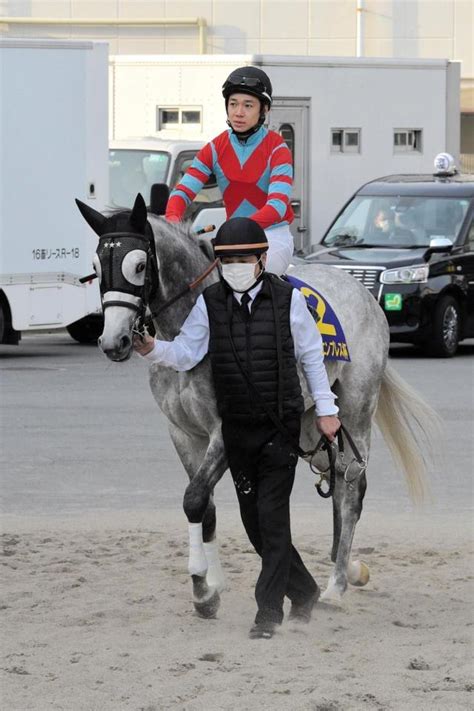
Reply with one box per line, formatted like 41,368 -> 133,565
375,363 -> 441,504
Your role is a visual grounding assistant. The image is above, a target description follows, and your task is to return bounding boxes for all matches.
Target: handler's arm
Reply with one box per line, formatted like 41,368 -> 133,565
290,289 -> 339,417
134,295 -> 210,371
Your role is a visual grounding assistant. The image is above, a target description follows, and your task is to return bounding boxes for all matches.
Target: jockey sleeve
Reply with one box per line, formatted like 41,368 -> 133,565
165,126 -> 294,230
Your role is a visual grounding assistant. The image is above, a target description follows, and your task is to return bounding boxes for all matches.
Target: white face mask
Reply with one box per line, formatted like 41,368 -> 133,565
221,261 -> 260,292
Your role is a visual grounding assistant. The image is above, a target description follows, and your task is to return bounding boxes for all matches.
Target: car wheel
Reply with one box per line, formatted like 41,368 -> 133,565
429,295 -> 460,357
67,315 -> 103,344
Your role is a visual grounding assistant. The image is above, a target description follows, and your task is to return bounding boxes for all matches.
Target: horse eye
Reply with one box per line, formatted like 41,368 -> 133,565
121,250 -> 147,286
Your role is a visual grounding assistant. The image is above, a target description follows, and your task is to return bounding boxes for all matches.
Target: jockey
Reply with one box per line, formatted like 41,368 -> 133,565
165,66 -> 294,275
134,217 -> 340,639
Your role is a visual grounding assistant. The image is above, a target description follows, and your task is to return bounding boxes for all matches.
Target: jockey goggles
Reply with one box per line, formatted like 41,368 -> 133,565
222,76 -> 272,106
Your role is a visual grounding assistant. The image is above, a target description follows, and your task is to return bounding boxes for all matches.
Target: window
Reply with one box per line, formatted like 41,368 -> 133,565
394,129 -> 422,153
331,128 -> 361,154
279,123 -> 295,163
109,149 -> 170,208
157,106 -> 202,131
322,195 -> 470,249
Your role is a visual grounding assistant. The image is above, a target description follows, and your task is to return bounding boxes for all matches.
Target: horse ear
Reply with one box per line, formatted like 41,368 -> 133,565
130,193 -> 148,233
75,199 -> 107,236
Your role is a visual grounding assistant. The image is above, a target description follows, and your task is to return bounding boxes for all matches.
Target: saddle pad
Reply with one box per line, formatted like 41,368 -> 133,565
286,274 -> 351,362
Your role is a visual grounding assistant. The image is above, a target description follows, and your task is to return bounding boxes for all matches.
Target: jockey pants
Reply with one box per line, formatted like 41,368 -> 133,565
264,225 -> 294,276
222,416 -> 318,626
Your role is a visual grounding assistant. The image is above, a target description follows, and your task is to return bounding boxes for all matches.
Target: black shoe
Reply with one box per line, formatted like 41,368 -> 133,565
288,587 -> 320,623
248,621 -> 276,639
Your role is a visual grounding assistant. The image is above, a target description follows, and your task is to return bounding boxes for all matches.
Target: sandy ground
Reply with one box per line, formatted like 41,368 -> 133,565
1,507 -> 473,711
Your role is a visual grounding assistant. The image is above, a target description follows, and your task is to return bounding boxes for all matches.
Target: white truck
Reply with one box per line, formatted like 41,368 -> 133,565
110,54 -> 460,253
109,137 -> 226,234
0,39 -> 108,344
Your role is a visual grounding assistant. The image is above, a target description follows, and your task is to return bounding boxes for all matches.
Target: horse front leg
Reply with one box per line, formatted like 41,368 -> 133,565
183,435 -> 227,618
169,425 -> 227,618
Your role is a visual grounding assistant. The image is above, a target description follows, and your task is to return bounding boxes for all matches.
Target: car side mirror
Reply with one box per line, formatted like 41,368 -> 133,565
428,236 -> 453,253
150,183 -> 170,216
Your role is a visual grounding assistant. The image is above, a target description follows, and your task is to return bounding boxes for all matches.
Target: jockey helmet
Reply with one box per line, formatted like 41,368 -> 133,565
212,217 -> 269,258
222,66 -> 273,108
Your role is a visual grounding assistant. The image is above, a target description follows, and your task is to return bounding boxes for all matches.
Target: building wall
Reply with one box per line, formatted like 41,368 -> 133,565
2,0 -> 472,115
1,1 -> 472,72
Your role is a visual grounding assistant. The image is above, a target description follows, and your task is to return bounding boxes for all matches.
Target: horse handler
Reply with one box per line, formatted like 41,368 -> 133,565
133,217 -> 341,639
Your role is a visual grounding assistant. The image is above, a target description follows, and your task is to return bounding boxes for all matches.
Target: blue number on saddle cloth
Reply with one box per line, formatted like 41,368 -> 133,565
286,275 -> 351,362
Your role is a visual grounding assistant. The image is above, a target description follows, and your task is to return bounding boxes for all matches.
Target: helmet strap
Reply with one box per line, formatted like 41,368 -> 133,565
225,110 -> 267,143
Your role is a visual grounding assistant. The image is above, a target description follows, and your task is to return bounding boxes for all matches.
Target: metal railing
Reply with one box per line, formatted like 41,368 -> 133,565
0,16 -> 208,53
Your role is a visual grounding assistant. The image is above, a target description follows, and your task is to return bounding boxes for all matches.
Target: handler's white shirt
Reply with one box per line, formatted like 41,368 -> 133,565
143,281 -> 338,417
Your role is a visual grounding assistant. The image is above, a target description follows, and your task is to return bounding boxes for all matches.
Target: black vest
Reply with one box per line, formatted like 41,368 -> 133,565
203,274 -> 304,423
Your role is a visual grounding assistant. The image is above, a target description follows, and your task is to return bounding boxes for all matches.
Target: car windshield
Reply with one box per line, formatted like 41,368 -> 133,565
322,195 -> 470,249
109,149 -> 170,208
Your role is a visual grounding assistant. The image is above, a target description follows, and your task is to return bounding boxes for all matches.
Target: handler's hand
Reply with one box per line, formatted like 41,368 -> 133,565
316,415 -> 341,443
133,333 -> 156,356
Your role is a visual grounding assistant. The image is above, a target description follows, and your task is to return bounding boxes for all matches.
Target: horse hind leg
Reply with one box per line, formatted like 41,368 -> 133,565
321,466 -> 368,603
321,395 -> 373,604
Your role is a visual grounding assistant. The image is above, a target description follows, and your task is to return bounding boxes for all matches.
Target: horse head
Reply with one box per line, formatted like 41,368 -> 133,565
76,193 -> 157,362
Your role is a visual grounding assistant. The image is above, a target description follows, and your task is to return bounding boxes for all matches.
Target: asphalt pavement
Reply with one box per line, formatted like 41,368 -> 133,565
1,331 -> 473,517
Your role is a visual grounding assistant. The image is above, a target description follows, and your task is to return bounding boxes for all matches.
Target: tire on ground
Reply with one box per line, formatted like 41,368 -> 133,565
428,294 -> 460,358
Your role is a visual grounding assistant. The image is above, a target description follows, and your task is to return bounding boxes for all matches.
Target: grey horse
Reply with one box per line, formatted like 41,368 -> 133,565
77,194 -> 437,618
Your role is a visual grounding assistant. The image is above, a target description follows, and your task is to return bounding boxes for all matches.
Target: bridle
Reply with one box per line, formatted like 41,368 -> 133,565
81,223 -> 219,340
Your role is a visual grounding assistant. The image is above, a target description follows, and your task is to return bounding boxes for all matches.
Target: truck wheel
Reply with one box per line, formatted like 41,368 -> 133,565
428,295 -> 460,357
67,315 -> 103,344
0,298 -> 20,345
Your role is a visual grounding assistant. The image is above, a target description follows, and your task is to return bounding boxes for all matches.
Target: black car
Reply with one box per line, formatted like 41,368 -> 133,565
303,156 -> 474,356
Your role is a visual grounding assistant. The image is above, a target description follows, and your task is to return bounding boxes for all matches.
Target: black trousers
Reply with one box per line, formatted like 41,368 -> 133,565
222,416 -> 318,625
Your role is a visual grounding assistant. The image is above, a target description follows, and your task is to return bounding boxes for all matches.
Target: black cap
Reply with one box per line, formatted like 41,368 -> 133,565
212,218 -> 269,258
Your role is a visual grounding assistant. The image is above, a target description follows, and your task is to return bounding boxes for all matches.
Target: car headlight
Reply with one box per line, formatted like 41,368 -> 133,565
380,264 -> 429,284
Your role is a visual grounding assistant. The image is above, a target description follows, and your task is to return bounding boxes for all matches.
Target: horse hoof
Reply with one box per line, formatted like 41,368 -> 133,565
194,589 -> 220,619
320,576 -> 342,606
320,587 -> 343,605
348,560 -> 370,587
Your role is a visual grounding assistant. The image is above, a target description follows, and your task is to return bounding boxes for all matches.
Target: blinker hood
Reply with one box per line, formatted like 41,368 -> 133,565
96,231 -> 151,303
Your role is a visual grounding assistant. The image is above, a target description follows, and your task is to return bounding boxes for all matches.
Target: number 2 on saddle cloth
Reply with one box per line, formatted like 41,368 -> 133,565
285,275 -> 351,362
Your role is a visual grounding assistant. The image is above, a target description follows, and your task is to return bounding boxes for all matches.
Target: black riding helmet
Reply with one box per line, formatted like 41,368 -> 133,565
222,67 -> 272,139
222,66 -> 273,108
212,217 -> 269,259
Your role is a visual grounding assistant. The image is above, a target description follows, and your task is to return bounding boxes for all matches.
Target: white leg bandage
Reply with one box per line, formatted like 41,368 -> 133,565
188,522 -> 208,577
203,540 -> 226,592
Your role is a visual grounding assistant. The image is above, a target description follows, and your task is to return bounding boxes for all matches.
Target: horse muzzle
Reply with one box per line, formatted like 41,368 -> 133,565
99,295 -> 140,362
99,332 -> 133,362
